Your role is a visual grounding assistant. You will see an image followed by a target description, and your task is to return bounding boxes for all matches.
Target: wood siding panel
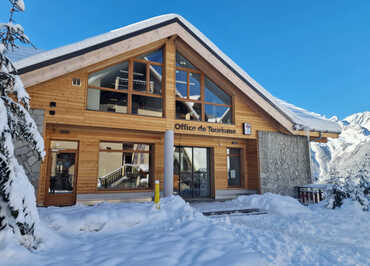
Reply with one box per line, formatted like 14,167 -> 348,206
30,37 -> 281,205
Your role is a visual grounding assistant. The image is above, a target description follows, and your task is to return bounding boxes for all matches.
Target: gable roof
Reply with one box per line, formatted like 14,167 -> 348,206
12,14 -> 341,134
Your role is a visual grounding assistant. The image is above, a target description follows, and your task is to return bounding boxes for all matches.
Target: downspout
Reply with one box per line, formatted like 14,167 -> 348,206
303,127 -> 313,184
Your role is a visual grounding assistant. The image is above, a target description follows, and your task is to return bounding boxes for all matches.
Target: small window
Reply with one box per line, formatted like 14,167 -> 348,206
72,78 -> 81,86
227,148 -> 242,187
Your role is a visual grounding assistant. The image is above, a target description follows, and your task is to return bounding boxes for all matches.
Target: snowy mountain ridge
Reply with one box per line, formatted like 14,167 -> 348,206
311,111 -> 370,183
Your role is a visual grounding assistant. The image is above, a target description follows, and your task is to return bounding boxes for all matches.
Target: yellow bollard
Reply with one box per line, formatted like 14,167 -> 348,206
154,180 -> 160,209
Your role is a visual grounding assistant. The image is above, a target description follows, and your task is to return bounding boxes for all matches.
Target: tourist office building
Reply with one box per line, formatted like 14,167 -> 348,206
13,15 -> 341,206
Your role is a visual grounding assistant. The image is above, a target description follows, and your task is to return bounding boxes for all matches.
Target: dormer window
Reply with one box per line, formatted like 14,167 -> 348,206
87,48 -> 163,117
175,52 -> 232,124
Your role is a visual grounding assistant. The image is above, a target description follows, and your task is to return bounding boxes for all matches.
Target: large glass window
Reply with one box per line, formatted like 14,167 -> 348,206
87,48 -> 163,117
227,148 -> 242,187
97,142 -> 152,190
175,52 -> 233,124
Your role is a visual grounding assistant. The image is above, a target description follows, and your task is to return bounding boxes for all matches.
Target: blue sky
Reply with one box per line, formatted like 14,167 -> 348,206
1,0 -> 369,119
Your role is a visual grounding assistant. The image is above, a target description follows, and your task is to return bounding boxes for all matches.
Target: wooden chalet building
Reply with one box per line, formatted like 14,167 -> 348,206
12,14 -> 341,206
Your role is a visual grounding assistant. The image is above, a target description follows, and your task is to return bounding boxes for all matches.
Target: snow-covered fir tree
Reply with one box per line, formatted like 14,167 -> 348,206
0,0 -> 45,249
325,154 -> 370,211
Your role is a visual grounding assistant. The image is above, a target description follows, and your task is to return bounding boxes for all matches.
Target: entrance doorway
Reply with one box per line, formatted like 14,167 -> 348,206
45,140 -> 78,206
174,146 -> 211,198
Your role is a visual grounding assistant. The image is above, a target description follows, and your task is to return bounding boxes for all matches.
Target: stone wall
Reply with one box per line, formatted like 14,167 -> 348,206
258,131 -> 311,197
14,109 -> 44,195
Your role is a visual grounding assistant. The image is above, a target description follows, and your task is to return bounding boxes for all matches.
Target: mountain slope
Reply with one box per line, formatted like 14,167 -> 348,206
311,111 -> 370,183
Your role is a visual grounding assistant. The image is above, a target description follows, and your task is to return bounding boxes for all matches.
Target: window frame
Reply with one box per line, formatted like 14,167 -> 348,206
226,147 -> 243,188
87,47 -> 164,117
175,58 -> 233,124
97,141 -> 154,191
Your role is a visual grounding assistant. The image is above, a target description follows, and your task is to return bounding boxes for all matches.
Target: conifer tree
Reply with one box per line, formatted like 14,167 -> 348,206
0,0 -> 45,249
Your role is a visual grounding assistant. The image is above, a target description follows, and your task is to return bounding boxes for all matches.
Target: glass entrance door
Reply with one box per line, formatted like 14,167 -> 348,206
174,146 -> 211,198
45,140 -> 78,206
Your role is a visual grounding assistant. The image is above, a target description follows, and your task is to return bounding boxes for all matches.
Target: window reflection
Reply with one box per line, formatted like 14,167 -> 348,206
149,65 -> 162,94
132,95 -> 162,117
49,141 -> 78,194
176,52 -> 196,69
175,52 -> 233,124
87,88 -> 128,113
176,100 -> 201,121
136,48 -> 163,63
133,62 -> 147,91
205,104 -> 232,124
227,148 -> 241,187
87,48 -> 164,117
88,61 -> 129,90
176,70 -> 187,98
189,73 -> 201,100
204,77 -> 231,105
98,142 -> 151,190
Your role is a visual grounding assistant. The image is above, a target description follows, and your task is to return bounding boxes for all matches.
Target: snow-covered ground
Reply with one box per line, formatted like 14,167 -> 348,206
1,194 -> 369,266
311,111 -> 370,182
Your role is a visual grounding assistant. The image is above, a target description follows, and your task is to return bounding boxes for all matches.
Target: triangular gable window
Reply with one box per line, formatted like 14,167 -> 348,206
175,52 -> 233,124
176,52 -> 196,69
87,47 -> 164,117
136,48 -> 163,64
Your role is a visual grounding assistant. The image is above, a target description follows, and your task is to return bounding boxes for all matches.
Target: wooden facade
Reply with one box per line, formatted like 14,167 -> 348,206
20,19 -> 338,206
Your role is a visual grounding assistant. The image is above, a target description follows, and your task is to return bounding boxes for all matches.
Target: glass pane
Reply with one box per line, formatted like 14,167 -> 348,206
88,61 -> 128,90
98,147 -> 151,190
175,70 -> 187,98
149,65 -> 162,94
179,147 -> 192,197
176,101 -> 201,121
204,76 -> 231,105
99,142 -> 122,150
174,146 -> 180,175
193,148 -> 210,197
176,52 -> 196,69
189,73 -> 201,100
205,104 -> 232,124
136,48 -> 163,63
87,88 -> 100,111
132,95 -> 162,117
99,90 -> 128,114
49,151 -> 75,194
227,149 -> 241,187
133,62 -> 147,91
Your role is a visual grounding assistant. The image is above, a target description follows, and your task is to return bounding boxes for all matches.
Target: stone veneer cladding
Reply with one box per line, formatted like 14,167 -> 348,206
14,109 -> 44,196
258,131 -> 312,197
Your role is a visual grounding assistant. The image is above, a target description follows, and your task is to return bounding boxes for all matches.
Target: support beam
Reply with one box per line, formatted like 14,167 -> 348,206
163,130 -> 174,197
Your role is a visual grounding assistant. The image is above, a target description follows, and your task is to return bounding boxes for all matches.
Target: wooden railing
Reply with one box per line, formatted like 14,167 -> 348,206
296,186 -> 325,204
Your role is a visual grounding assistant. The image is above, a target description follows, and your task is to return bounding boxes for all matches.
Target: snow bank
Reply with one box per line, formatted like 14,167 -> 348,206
234,193 -> 311,216
2,194 -> 370,266
40,196 -> 203,234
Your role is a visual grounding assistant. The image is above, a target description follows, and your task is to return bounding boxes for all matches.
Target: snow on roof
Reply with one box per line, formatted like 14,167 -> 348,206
5,46 -> 43,62
13,14 -> 341,134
